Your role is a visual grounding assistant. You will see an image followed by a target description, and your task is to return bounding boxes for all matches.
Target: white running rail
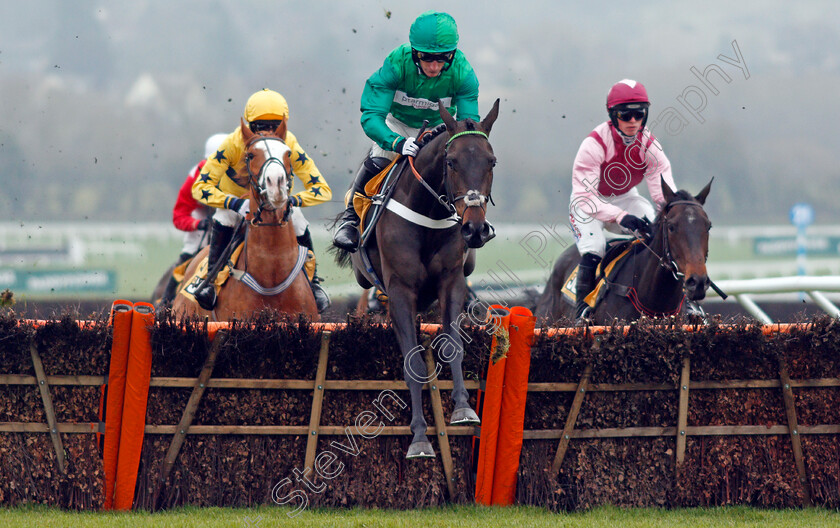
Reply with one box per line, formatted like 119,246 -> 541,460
711,276 -> 840,324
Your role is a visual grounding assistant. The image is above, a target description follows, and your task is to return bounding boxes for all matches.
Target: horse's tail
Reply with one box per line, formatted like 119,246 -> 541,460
328,242 -> 353,269
327,211 -> 353,268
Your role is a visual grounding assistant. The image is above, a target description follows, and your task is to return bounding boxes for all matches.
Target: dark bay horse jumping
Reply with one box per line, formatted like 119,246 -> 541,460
334,99 -> 500,459
171,120 -> 319,321
536,178 -> 713,324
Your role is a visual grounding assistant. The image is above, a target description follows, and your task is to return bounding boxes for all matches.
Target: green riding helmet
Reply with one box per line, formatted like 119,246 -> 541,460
409,11 -> 458,53
409,11 -> 459,73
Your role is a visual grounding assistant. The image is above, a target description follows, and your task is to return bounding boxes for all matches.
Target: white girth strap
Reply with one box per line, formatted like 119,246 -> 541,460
229,245 -> 308,296
385,199 -> 459,229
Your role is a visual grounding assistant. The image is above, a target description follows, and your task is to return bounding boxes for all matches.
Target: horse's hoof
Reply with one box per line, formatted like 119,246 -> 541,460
450,407 -> 480,425
406,441 -> 435,460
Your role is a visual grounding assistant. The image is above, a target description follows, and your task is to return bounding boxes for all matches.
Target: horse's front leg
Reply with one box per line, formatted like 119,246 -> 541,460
438,273 -> 480,425
387,281 -> 434,459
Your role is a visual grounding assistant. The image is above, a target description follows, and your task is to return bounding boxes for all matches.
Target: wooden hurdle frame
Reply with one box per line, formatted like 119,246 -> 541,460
1,322 -> 838,507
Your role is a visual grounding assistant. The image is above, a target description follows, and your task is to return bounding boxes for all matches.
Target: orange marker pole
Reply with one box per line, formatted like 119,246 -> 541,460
114,302 -> 155,511
474,305 -> 510,505
491,306 -> 535,505
102,300 -> 134,510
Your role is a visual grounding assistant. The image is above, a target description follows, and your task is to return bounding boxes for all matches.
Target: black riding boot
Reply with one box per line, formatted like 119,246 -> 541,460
160,252 -> 194,306
193,221 -> 234,311
332,157 -> 389,253
574,253 -> 602,324
297,228 -> 331,313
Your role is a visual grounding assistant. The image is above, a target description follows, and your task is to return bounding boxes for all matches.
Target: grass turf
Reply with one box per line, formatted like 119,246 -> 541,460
1,505 -> 838,528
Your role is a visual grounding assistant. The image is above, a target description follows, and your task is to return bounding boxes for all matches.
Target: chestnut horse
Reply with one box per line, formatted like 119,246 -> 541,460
536,179 -> 713,324
334,99 -> 500,459
171,120 -> 319,321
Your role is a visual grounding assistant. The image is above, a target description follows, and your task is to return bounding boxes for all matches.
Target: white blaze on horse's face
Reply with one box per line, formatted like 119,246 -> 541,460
255,138 -> 291,209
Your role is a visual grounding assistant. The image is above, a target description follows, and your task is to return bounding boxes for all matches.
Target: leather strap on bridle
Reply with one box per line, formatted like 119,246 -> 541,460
244,135 -> 293,227
406,129 -> 493,220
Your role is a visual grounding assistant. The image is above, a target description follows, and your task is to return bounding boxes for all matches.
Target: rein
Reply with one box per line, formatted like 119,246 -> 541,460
230,134 -> 303,296
407,129 -> 493,222
621,198 -> 726,313
244,135 -> 294,227
637,199 -> 703,281
606,200 -> 703,317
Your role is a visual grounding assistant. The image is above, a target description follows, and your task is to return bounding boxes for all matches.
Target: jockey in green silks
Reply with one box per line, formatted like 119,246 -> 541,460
332,10 -> 480,252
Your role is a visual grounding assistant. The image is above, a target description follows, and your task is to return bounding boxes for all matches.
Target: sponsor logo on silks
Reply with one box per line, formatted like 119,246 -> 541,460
393,91 -> 452,110
569,214 -> 582,240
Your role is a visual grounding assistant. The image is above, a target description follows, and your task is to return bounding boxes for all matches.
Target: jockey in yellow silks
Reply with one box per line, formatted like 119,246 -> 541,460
191,88 -> 332,312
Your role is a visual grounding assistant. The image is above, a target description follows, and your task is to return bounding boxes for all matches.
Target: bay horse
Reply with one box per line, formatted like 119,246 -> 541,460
334,99 -> 500,459
535,178 -> 713,324
171,119 -> 319,321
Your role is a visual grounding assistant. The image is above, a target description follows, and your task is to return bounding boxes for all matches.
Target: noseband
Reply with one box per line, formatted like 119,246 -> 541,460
642,200 -> 707,281
244,135 -> 293,226
409,130 -> 494,221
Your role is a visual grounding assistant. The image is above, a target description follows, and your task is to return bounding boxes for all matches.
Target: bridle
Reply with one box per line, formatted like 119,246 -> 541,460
637,199 -> 708,282
243,135 -> 293,227
408,129 -> 495,221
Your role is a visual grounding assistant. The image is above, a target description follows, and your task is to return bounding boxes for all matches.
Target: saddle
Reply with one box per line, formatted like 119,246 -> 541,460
349,157 -> 401,233
178,243 -> 246,304
560,239 -> 642,309
350,126 -> 449,236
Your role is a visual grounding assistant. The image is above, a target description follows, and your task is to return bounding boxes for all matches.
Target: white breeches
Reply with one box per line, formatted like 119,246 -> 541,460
213,206 -> 308,237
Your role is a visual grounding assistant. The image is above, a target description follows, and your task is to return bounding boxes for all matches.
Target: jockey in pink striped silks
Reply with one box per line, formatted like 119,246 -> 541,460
568,79 -> 677,322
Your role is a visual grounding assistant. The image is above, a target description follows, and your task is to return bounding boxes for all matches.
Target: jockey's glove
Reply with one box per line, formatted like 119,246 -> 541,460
395,137 -> 420,157
422,123 -> 448,144
236,199 -> 251,217
619,214 -> 652,237
195,218 -> 210,231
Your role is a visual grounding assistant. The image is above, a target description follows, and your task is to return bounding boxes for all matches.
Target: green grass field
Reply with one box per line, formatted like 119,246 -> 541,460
1,504 -> 838,527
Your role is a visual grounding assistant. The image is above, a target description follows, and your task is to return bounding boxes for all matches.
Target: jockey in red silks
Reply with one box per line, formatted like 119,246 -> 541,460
568,79 -> 677,322
159,133 -> 227,306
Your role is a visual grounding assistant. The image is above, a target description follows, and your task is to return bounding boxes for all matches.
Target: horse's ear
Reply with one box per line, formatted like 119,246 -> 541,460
240,118 -> 253,142
275,120 -> 287,141
660,174 -> 676,203
439,99 -> 457,132
694,177 -> 714,205
480,98 -> 501,134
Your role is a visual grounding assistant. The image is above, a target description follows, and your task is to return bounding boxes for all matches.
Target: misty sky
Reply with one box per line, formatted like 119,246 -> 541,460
1,1 -> 839,225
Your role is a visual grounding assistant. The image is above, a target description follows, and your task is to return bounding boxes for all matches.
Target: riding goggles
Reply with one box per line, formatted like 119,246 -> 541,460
249,120 -> 284,133
415,50 -> 455,63
616,108 -> 647,122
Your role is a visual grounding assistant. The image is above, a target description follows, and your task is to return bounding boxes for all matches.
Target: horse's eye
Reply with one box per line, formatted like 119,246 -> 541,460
668,224 -> 677,233
707,223 -> 713,232
490,158 -> 497,168
446,158 -> 454,169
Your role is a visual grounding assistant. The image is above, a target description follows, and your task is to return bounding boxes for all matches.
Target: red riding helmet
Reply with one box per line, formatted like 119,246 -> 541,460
606,79 -> 650,130
606,79 -> 649,109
